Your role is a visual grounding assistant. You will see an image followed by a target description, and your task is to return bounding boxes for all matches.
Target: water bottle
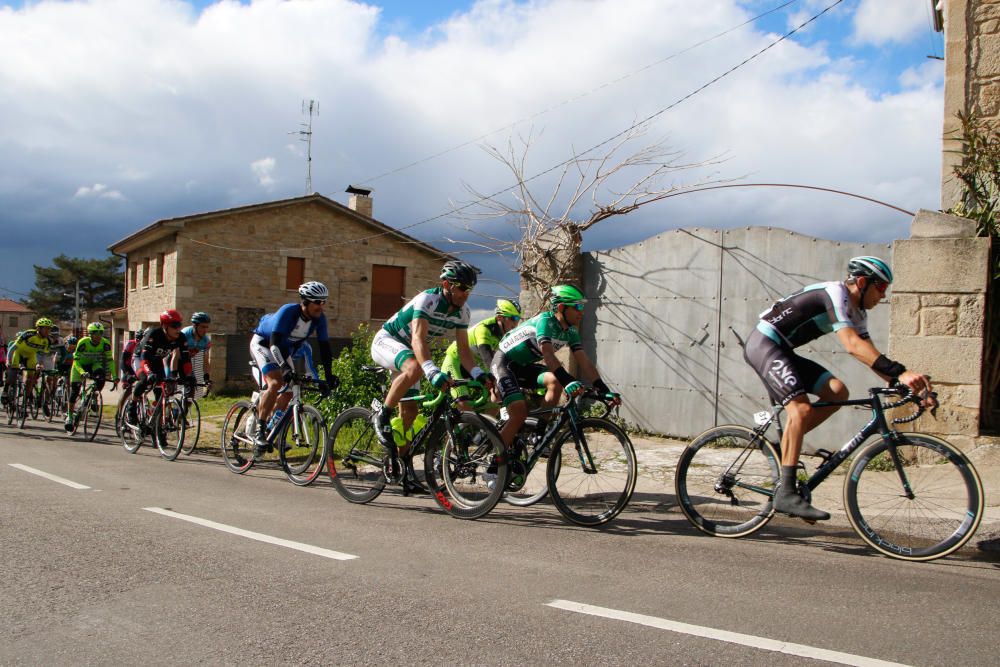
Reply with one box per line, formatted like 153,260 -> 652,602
267,409 -> 285,431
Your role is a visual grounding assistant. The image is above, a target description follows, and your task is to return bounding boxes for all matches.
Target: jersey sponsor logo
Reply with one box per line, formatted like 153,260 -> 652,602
499,326 -> 535,352
768,359 -> 797,387
766,307 -> 794,325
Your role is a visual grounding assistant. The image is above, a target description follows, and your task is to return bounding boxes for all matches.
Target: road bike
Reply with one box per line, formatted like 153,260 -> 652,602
119,377 -> 189,460
4,369 -> 30,429
327,367 -> 506,520
66,373 -> 106,441
220,370 -> 328,486
674,385 -> 985,561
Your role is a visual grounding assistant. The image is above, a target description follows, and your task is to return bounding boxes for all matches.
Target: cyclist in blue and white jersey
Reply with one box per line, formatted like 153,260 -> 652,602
370,260 -> 486,486
181,311 -> 213,391
250,282 -> 336,457
743,256 -> 934,521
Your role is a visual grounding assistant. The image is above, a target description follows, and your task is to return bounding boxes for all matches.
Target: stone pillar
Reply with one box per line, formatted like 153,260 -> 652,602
889,210 -> 991,452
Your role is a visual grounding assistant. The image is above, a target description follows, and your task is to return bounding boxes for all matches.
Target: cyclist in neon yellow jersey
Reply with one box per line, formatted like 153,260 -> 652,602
6,318 -> 53,407
441,297 -> 523,412
492,285 -> 620,449
65,322 -> 116,431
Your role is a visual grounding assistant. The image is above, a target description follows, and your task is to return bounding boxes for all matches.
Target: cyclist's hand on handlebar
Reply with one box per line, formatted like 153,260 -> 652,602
605,391 -> 622,408
899,371 -> 935,406
316,380 -> 331,398
429,371 -> 450,390
563,380 -> 584,397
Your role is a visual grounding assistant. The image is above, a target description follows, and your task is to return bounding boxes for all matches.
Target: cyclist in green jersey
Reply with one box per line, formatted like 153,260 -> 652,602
492,285 -> 620,448
441,297 -> 523,412
65,322 -> 116,431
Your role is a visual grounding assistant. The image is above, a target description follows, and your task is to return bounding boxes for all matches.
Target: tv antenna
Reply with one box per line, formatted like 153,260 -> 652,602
289,99 -> 318,194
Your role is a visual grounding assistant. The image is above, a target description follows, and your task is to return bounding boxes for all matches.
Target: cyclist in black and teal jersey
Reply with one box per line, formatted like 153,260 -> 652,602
65,322 -> 116,431
492,284 -> 620,450
441,297 -> 523,412
370,260 -> 486,486
56,335 -> 76,381
743,256 -> 934,521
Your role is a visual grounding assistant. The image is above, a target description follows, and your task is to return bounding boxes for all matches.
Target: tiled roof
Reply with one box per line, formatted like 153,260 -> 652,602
0,299 -> 31,312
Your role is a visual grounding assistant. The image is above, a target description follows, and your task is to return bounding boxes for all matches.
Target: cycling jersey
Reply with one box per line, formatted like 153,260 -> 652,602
756,281 -> 869,349
121,337 -> 140,378
254,303 -> 329,356
73,337 -> 115,375
381,288 -> 470,345
9,329 -> 50,368
496,310 -> 582,366
441,316 -> 503,374
181,325 -> 212,356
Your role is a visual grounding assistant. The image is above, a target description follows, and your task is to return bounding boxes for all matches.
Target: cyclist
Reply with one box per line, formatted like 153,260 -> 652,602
0,325 -> 7,399
126,310 -> 195,425
120,330 -> 142,391
5,318 -> 53,410
441,297 -> 522,413
56,335 -> 77,387
370,260 -> 485,487
492,284 -> 619,450
250,282 -> 335,458
182,312 -> 213,392
65,323 -> 116,431
743,255 -> 934,521
37,325 -> 63,413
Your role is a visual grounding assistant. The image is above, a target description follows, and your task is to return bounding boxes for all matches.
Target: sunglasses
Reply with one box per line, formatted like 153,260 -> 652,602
508,315 -> 521,322
451,282 -> 473,292
306,299 -> 327,306
871,280 -> 889,294
567,303 -> 585,311
167,321 -> 182,329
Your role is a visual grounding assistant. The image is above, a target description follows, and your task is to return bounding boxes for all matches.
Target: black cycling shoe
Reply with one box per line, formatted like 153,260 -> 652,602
773,487 -> 830,522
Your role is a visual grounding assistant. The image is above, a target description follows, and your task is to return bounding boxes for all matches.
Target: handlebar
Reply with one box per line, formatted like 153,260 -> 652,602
872,384 -> 937,424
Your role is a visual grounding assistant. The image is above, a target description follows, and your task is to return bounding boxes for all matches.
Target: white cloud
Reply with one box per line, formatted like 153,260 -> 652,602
73,183 -> 125,200
251,157 -> 277,188
851,0 -> 927,46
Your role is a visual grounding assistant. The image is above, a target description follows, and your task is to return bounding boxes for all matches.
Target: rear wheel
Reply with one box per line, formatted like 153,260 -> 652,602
18,385 -> 31,428
502,417 -> 550,507
426,412 -> 507,520
220,400 -> 255,473
279,405 -> 328,486
181,399 -> 201,455
328,407 -> 386,503
82,390 -> 104,441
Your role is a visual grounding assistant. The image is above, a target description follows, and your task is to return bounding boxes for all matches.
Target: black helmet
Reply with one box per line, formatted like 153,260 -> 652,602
440,260 -> 479,287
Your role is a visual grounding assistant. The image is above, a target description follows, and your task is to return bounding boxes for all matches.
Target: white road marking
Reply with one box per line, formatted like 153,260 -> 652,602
143,507 -> 358,561
9,464 -> 91,490
546,600 -> 912,667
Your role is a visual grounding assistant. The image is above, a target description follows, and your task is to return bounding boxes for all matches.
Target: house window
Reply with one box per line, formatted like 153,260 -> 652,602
286,257 -> 305,290
8,316 -> 16,327
142,258 -> 150,288
371,265 -> 406,319
155,253 -> 165,285
130,263 -> 137,290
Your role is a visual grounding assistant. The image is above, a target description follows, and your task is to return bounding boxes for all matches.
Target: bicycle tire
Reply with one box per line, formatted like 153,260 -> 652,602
28,384 -> 40,421
6,384 -> 18,426
279,404 -> 328,486
328,406 -> 387,503
42,384 -> 55,422
502,417 -> 550,507
181,399 -> 201,455
82,390 -> 103,441
220,400 -> 256,474
114,392 -> 128,438
546,417 -> 637,526
843,432 -> 984,561
155,397 -> 186,460
675,425 -> 780,538
427,412 -> 507,520
119,396 -> 145,453
18,385 -> 30,429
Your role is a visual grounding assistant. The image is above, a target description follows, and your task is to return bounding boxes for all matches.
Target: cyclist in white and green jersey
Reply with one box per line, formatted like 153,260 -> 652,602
492,284 -> 620,449
370,260 -> 487,487
441,297 -> 523,412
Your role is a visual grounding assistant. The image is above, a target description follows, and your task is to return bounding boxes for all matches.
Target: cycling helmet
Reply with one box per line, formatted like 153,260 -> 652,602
65,336 -> 78,346
191,311 -> 211,324
160,309 -> 183,327
549,284 -> 585,307
87,322 -> 104,334
440,260 -> 479,287
847,256 -> 893,284
35,317 -> 54,328
495,298 -> 523,318
298,281 -> 329,301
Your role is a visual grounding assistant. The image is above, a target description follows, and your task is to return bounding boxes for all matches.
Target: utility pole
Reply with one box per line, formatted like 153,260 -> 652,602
289,99 -> 318,195
62,279 -> 80,335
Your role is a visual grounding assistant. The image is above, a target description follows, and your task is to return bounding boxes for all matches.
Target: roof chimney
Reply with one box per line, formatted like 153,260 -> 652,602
346,184 -> 373,218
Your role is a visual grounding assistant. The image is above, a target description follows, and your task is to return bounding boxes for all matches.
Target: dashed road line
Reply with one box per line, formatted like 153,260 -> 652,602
143,507 -> 359,561
546,600 -> 912,667
9,463 -> 91,489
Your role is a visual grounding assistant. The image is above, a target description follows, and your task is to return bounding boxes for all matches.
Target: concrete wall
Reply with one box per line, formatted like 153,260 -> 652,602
582,226 -> 890,453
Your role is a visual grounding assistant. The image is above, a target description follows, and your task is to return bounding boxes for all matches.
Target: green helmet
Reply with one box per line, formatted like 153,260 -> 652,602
549,284 -> 585,308
87,322 -> 104,334
35,317 -> 53,328
495,298 -> 522,318
847,256 -> 893,284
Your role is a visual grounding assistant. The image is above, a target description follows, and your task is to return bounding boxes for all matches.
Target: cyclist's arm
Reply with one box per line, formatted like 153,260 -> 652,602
572,349 -> 601,384
456,330 -> 481,379
835,326 -> 931,393
410,317 -> 433,366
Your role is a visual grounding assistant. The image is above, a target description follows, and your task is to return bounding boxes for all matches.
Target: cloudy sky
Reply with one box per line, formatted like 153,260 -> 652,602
0,0 -> 944,314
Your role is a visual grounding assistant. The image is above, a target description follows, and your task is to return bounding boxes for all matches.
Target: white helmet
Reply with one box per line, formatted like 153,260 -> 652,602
298,281 -> 329,301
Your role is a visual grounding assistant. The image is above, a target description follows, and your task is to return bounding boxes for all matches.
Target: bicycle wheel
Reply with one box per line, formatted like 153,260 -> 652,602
181,399 -> 201,455
503,417 -> 550,507
82,390 -> 104,441
27,385 -> 39,421
328,406 -> 386,503
120,395 -> 145,453
18,386 -> 30,428
844,433 -> 984,561
155,397 -> 186,460
220,400 -> 256,474
427,412 -> 507,520
42,384 -> 55,422
6,385 -> 17,426
675,425 -> 780,537
114,392 -> 128,438
546,417 -> 636,526
279,405 -> 328,486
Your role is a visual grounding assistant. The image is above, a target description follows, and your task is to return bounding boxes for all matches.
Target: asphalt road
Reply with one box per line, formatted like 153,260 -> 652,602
2,419 -> 999,666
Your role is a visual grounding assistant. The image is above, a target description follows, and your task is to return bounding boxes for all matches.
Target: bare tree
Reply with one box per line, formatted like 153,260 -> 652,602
448,125 -> 733,314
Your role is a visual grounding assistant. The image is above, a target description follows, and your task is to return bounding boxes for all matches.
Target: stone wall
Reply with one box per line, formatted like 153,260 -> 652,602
888,210 -> 991,451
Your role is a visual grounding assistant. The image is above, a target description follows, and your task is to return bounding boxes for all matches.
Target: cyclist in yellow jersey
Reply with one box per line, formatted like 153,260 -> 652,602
5,317 -> 53,406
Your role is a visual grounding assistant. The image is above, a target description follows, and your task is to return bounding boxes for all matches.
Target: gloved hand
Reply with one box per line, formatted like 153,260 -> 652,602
327,374 -> 341,391
563,380 -> 583,396
317,380 -> 331,398
429,371 -> 449,390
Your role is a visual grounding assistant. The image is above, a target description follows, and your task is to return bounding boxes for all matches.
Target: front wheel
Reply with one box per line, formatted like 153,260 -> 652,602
279,405 -> 328,486
328,407 -> 386,503
844,433 -> 984,561
181,399 -> 201,455
674,425 -> 780,538
82,390 -> 103,441
547,417 -> 637,526
426,412 -> 507,520
155,397 -> 186,461
220,400 -> 256,474
119,396 -> 145,453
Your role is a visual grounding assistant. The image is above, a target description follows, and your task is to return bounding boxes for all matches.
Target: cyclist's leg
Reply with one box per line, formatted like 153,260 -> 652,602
370,330 -> 419,451
492,355 -> 528,448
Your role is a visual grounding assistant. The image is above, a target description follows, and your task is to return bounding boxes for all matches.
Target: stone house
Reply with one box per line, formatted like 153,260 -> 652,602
106,191 -> 453,386
0,299 -> 36,339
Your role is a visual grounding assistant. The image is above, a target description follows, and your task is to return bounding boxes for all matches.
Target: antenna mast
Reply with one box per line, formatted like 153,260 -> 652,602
290,99 -> 318,195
